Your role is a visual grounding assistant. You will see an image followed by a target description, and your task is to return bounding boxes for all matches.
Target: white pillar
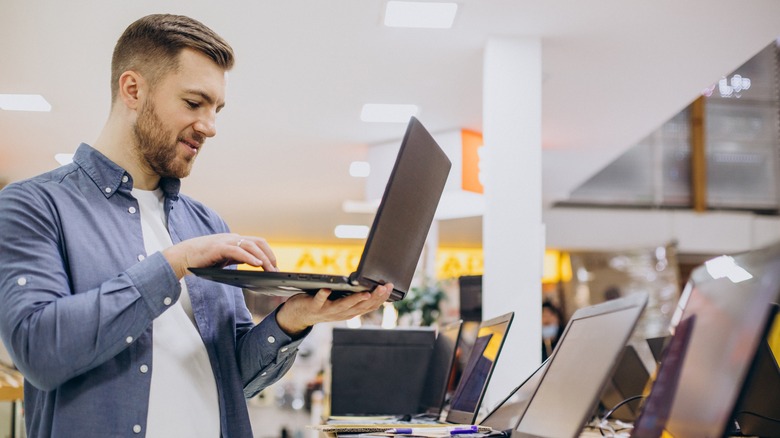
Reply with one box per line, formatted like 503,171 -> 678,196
482,37 -> 543,407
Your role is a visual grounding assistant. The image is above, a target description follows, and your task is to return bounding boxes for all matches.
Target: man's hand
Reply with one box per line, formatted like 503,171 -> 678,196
275,284 -> 394,336
162,233 -> 277,279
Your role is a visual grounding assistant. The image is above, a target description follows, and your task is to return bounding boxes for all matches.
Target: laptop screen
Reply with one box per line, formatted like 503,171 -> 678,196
445,312 -> 514,425
633,243 -> 780,438
419,320 -> 463,415
514,293 -> 648,438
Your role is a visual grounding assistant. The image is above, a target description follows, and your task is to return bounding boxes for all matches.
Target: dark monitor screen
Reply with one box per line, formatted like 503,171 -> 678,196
635,243 -> 780,438
598,344 -> 651,422
734,319 -> 780,437
446,312 -> 514,425
419,320 -> 463,414
444,320 -> 480,409
459,275 -> 483,322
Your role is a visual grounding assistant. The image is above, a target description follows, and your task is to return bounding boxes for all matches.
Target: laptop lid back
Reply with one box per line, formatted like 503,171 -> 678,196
353,116 -> 452,300
419,320 -> 464,415
478,358 -> 549,433
633,243 -> 780,438
513,292 -> 648,438
445,312 -> 515,425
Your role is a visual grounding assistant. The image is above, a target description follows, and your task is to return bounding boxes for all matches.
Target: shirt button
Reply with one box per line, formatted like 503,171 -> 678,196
281,347 -> 289,353
105,187 -> 112,193
137,254 -> 145,261
267,336 -> 276,344
163,297 -> 172,306
17,277 -> 27,286
122,175 -> 129,183
125,336 -> 133,344
128,207 -> 137,214
133,424 -> 142,434
140,364 -> 149,374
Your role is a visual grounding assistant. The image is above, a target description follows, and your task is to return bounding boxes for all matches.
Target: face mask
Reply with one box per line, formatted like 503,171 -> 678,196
542,324 -> 559,340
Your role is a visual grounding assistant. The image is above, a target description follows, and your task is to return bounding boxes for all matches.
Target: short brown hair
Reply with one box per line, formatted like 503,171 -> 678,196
110,14 -> 235,102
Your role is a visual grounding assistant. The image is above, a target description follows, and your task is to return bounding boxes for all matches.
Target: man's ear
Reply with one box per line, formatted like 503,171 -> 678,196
118,71 -> 145,110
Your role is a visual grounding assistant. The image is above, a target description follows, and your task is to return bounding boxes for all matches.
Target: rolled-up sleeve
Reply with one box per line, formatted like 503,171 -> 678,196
237,306 -> 311,398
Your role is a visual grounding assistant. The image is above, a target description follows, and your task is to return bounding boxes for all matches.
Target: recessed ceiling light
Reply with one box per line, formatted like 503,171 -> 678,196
334,225 -> 370,239
0,94 -> 52,112
349,161 -> 371,177
360,103 -> 419,123
342,199 -> 381,214
384,1 -> 458,29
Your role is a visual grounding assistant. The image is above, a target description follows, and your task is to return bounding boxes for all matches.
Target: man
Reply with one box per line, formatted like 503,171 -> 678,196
0,14 -> 392,437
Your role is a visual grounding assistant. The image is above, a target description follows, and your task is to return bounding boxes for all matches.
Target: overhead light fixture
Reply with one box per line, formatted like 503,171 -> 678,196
349,161 -> 371,177
342,199 -> 381,214
361,103 -> 419,123
334,225 -> 370,239
702,74 -> 752,99
0,94 -> 52,112
705,255 -> 753,283
384,1 -> 458,29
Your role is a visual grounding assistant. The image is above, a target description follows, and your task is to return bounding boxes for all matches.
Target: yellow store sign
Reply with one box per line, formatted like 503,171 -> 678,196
243,243 -> 569,284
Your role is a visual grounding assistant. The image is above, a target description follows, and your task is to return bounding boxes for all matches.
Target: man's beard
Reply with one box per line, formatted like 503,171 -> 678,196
132,100 -> 197,180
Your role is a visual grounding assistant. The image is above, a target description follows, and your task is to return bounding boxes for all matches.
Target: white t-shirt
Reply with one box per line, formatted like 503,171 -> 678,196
132,188 -> 220,437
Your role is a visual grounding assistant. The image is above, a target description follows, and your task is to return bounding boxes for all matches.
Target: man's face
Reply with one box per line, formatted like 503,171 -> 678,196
132,48 -> 227,179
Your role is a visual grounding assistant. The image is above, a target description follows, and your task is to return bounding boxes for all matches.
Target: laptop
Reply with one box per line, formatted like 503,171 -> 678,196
315,312 -> 514,435
190,116 -> 452,302
732,313 -> 780,438
511,292 -> 649,438
418,320 -> 465,418
478,358 -> 549,434
328,321 -> 463,418
597,344 -> 652,422
447,312 -> 514,425
631,243 -> 780,438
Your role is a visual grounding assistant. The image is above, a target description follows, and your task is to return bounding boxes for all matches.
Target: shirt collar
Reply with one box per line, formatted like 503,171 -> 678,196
73,143 -> 181,199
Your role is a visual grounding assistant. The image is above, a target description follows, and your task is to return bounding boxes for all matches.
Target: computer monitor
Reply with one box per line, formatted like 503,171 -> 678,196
329,327 -> 435,416
633,243 -> 780,438
459,275 -> 483,322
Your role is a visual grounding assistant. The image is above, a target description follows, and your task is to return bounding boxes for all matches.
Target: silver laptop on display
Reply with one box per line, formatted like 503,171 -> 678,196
512,292 -> 649,438
190,117 -> 451,302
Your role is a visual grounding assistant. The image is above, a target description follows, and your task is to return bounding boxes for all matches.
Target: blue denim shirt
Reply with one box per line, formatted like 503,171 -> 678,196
0,144 -> 306,438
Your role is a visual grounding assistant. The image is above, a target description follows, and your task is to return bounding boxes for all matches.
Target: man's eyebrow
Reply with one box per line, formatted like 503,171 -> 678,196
185,89 -> 226,111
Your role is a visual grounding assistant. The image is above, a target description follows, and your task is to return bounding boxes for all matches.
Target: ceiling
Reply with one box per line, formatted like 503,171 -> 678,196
2,0 -> 780,247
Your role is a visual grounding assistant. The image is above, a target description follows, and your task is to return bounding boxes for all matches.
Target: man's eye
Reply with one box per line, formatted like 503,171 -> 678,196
186,100 -> 200,109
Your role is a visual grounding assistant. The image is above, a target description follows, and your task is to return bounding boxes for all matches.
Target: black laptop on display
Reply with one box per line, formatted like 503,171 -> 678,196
419,320 -> 465,418
190,116 -> 452,302
316,312 -> 514,435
